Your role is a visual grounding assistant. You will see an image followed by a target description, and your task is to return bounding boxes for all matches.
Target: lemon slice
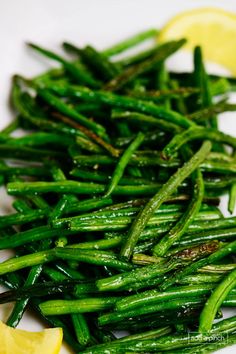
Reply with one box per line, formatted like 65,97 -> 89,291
159,8 -> 236,75
0,320 -> 63,354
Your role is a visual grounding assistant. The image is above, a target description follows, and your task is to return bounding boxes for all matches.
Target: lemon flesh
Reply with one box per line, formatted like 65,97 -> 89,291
159,7 -> 236,75
0,320 -> 63,354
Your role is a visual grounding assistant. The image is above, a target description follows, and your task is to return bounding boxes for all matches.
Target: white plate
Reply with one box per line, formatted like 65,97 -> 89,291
0,0 -> 236,353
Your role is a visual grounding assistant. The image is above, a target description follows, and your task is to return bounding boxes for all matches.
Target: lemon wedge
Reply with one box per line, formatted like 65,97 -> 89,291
0,320 -> 63,354
159,7 -> 236,75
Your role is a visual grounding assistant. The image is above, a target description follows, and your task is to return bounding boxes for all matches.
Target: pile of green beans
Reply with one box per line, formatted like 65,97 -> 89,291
0,28 -> 236,353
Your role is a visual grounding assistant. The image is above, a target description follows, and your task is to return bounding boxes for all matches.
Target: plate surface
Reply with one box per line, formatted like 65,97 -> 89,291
0,0 -> 236,353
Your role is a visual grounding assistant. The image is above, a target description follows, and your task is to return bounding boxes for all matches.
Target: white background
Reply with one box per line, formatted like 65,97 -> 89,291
0,0 -> 236,353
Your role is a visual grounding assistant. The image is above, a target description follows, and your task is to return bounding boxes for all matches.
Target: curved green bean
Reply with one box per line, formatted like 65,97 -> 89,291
105,132 -> 144,196
163,127 -> 236,159
199,268 -> 236,333
120,141 -> 212,260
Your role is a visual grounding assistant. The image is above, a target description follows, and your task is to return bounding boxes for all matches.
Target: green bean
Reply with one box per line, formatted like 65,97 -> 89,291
6,265 -> 43,327
178,273 -> 224,285
72,313 -> 91,346
161,239 -> 236,290
7,180 -> 163,196
49,196 -> 69,224
101,29 -> 158,57
188,102 -> 236,122
193,46 -> 215,125
27,43 -> 100,88
96,259 -> 183,292
120,141 -> 212,260
116,46 -> 165,68
192,46 -> 203,105
54,248 -> 133,271
37,88 -> 106,138
229,184 -> 236,214
104,40 -> 186,91
102,202 -> 192,214
173,225 -> 236,247
72,153 -> 179,168
102,199 -> 181,212
0,249 -> 55,275
199,268 -> 236,333
128,86 -> 198,102
39,297 -> 120,316
63,43 -> 119,81
0,225 -> 75,250
116,284 -> 215,312
163,127 -> 236,159
105,132 -> 144,196
68,237 -> 122,251
49,163 -> 78,223
111,110 -> 181,133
